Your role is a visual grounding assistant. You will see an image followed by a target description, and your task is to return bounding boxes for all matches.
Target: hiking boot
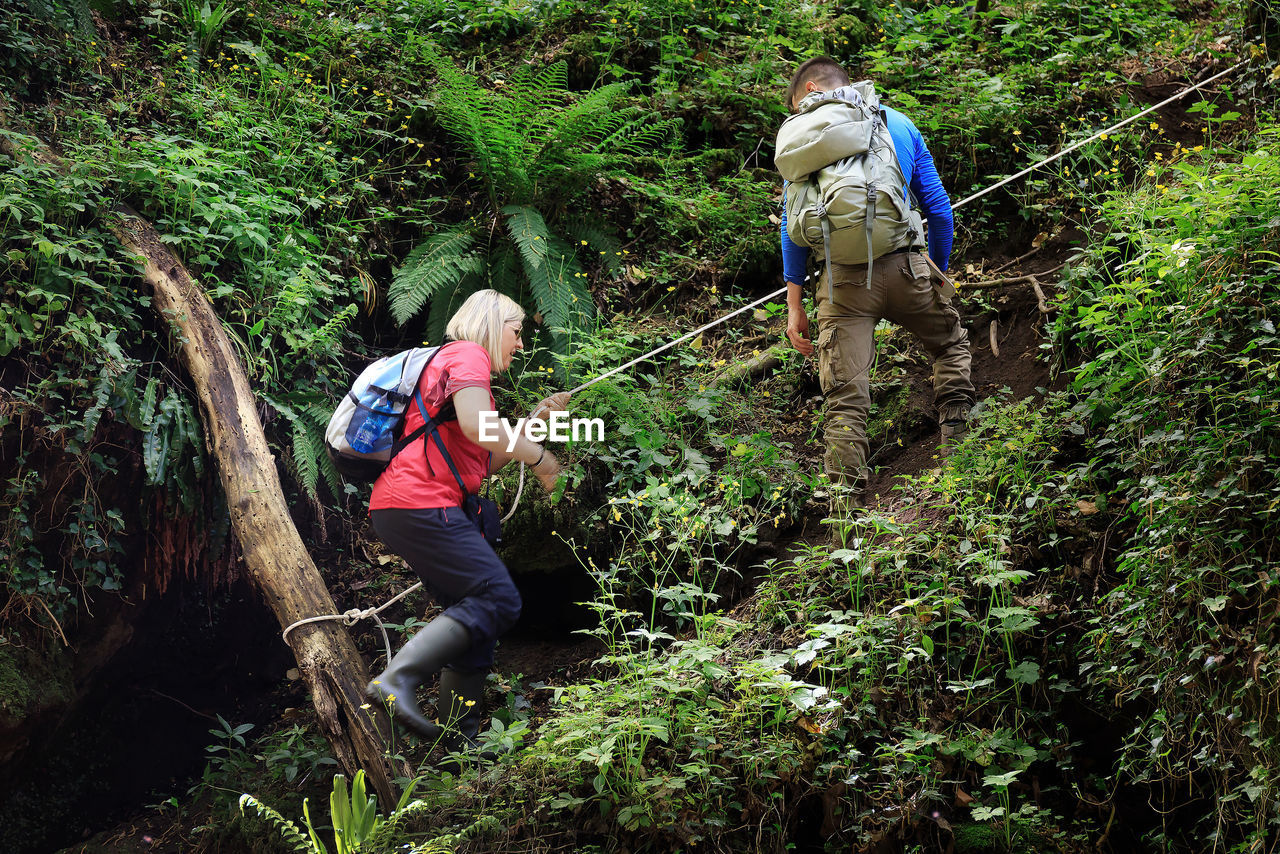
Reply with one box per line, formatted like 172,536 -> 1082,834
366,615 -> 471,741
938,404 -> 971,457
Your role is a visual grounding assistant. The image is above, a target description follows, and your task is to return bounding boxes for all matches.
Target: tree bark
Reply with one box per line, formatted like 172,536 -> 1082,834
0,128 -> 401,803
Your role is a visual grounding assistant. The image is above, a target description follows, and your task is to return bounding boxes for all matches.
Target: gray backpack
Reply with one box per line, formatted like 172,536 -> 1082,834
775,81 -> 924,296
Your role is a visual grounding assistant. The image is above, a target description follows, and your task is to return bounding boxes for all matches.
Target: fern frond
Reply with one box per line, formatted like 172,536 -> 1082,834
365,800 -> 432,850
307,303 -> 358,354
390,228 -> 482,325
522,61 -> 570,123
503,205 -> 595,349
545,81 -> 631,142
290,412 -> 322,498
238,793 -> 315,853
503,204 -> 554,275
545,232 -> 594,328
514,245 -> 590,352
420,44 -> 533,200
305,401 -> 344,498
598,112 -> 680,158
487,243 -> 523,305
261,394 -> 338,500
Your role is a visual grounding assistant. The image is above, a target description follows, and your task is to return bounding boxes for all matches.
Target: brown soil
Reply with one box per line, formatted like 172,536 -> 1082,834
864,246 -> 1068,504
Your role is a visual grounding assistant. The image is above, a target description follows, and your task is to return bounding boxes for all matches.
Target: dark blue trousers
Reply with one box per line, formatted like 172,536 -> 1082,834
371,507 -> 521,673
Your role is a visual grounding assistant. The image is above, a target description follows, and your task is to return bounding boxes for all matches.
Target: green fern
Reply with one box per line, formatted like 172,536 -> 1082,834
238,793 -> 315,853
395,46 -> 674,353
266,394 -> 341,499
390,229 -> 481,324
308,303 -> 358,354
290,412 -> 323,498
503,205 -> 591,347
364,799 -> 433,850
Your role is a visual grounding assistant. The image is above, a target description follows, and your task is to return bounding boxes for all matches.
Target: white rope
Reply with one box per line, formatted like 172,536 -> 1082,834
951,60 -> 1246,211
501,462 -> 525,524
282,580 -> 423,664
286,57 -> 1248,651
566,286 -> 792,395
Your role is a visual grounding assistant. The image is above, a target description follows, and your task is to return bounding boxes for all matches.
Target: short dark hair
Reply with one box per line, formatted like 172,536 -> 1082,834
787,57 -> 851,111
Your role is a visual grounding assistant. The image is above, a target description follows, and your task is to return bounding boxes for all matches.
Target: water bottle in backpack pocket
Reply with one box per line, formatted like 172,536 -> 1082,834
325,346 -> 446,480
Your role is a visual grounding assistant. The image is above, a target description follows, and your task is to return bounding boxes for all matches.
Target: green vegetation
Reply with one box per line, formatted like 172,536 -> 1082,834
2,0 -> 1276,850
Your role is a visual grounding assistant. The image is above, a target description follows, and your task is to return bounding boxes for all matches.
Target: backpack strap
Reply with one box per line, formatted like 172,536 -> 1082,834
414,393 -> 471,498
818,204 -> 835,304
863,111 -> 885,290
387,344 -> 453,462
410,377 -> 493,505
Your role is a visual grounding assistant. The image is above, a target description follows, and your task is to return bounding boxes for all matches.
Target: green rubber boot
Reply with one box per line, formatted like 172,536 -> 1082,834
366,615 -> 471,741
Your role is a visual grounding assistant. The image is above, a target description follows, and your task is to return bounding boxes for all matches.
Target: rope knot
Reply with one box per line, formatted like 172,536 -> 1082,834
343,607 -> 375,625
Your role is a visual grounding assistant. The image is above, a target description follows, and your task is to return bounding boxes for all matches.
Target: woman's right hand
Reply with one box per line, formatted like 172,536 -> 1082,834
532,448 -> 561,491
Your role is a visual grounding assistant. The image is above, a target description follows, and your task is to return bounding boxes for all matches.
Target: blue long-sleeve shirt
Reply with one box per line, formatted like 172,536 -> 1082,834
781,104 -> 953,284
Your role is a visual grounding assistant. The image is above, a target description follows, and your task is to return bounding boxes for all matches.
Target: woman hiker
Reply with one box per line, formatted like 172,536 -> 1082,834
365,288 -> 568,760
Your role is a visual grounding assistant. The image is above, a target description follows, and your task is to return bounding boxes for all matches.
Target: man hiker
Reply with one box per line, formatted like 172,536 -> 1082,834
776,56 -> 974,519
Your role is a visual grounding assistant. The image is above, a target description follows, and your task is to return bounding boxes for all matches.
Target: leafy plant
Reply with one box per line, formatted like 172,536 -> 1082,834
390,44 -> 673,353
239,771 -> 432,854
176,0 -> 237,58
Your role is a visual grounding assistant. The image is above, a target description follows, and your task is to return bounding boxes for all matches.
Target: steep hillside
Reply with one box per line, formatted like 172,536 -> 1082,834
1,0 -> 1275,851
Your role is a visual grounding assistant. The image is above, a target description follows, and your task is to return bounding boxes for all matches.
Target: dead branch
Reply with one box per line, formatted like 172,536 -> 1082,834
1030,277 -> 1050,314
959,262 -> 1067,290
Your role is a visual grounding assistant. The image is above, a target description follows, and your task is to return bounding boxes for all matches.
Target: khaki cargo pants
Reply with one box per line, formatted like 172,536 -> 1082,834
815,249 -> 974,488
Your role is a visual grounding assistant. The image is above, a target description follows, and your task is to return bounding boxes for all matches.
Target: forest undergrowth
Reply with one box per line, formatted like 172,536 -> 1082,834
2,0 -> 1279,851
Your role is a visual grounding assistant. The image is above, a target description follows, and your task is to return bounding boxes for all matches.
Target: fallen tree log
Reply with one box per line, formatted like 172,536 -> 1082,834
711,343 -> 788,387
0,124 -> 401,803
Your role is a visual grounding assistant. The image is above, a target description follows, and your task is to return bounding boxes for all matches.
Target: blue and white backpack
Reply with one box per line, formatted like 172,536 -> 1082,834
324,345 -> 455,481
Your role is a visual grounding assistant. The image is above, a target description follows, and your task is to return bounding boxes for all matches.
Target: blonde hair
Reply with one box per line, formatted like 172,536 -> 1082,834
446,289 -> 525,368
